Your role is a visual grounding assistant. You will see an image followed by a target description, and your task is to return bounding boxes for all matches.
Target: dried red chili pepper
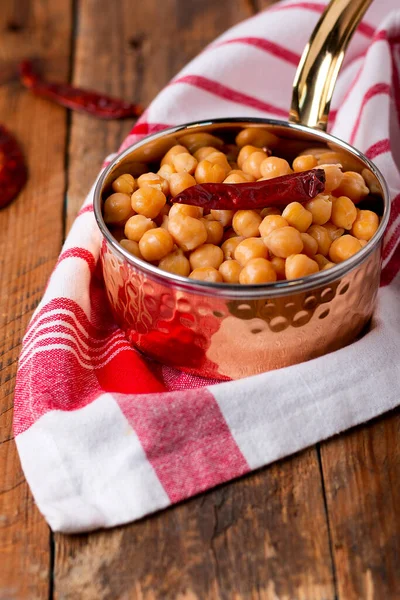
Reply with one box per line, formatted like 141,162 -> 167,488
0,125 -> 28,209
173,169 -> 325,210
19,60 -> 144,120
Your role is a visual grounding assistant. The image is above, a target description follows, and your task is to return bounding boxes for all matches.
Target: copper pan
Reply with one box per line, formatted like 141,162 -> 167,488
94,0 -> 390,380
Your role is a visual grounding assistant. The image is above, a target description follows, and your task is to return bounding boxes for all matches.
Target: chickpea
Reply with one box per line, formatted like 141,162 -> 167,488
320,164 -> 343,193
235,127 -> 278,149
304,194 -> 332,225
331,195 -> 357,230
219,260 -> 242,283
172,153 -> 198,175
112,173 -> 137,194
270,256 -> 286,280
195,160 -> 226,184
322,261 -> 335,270
260,156 -> 292,179
329,234 -> 362,263
324,221 -> 345,241
139,228 -> 174,261
205,151 -> 231,175
259,215 -> 288,238
193,146 -> 218,161
131,186 -> 166,219
314,254 -> 331,269
313,254 -> 330,271
221,236 -> 244,259
234,237 -> 268,266
260,206 -> 281,218
169,203 -> 203,219
300,147 -> 327,159
242,151 -> 268,179
120,238 -> 142,258
168,214 -> 207,251
211,209 -> 235,228
179,132 -> 223,153
169,172 -> 197,197
104,193 -> 133,224
158,249 -> 191,277
317,151 -> 342,166
237,145 -> 261,169
137,172 -> 169,195
232,210 -> 262,237
292,155 -> 318,172
300,233 -> 318,257
359,239 -> 368,248
190,244 -> 224,270
201,218 -> 224,245
351,209 -> 379,240
224,173 -> 248,184
307,225 -> 332,256
285,254 -> 319,280
189,267 -> 223,282
239,258 -> 277,284
161,145 -> 189,166
264,226 -> 303,258
160,215 -> 169,230
124,214 -> 156,242
157,164 -> 176,180
332,171 -> 369,202
362,168 -> 381,195
282,202 -> 313,233
228,169 -> 255,182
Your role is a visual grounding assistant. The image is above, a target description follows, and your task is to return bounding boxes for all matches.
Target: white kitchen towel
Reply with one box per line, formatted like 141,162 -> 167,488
14,0 -> 400,532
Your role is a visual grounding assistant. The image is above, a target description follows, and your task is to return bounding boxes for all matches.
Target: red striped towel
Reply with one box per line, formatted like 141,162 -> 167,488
14,0 -> 400,532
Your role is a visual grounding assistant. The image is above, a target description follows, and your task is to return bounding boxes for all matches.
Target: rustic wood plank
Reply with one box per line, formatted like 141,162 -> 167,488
0,0 -> 72,597
54,1 -> 336,599
65,0 -> 275,231
320,410 -> 400,600
2,0 -> 397,598
55,449 -> 335,600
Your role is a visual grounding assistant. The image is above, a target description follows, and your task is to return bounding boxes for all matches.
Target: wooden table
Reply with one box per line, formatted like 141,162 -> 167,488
1,0 -> 399,598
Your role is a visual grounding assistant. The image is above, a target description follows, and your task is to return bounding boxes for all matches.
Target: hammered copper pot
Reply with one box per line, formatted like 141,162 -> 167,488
94,0 -> 390,380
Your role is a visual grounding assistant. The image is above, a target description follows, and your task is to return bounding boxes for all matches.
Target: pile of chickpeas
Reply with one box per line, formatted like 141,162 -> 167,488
103,128 -> 380,285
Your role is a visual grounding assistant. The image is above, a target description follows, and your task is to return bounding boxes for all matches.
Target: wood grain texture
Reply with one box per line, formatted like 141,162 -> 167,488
54,449 -> 335,600
321,410 -> 400,600
2,0 -> 399,599
65,0 -> 264,231
0,0 -> 72,598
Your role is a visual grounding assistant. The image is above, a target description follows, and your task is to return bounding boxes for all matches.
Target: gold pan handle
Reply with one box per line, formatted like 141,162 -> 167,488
289,0 -> 373,131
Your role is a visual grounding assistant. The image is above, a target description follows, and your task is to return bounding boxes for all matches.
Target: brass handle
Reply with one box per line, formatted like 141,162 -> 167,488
289,0 -> 373,131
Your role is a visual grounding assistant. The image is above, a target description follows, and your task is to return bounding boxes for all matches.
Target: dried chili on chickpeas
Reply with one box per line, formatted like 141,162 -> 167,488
103,127 -> 380,284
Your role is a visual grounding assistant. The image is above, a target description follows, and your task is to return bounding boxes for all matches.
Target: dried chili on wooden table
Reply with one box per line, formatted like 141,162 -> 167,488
19,60 -> 144,120
0,125 -> 28,209
172,168 -> 326,210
